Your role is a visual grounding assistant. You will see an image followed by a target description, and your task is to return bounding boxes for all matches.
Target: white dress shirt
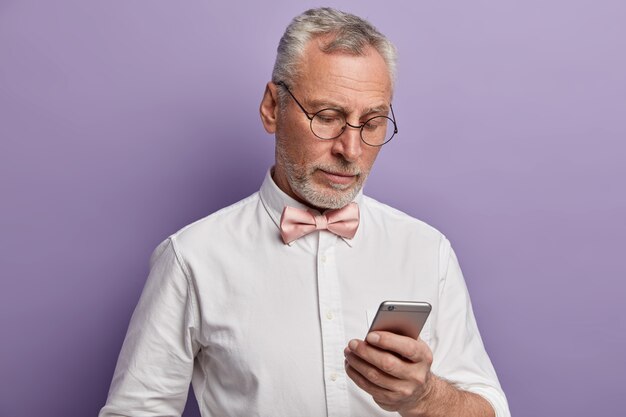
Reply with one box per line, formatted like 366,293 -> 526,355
100,169 -> 510,417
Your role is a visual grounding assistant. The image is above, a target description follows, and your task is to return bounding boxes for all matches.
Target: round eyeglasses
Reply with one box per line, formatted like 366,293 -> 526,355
276,81 -> 398,147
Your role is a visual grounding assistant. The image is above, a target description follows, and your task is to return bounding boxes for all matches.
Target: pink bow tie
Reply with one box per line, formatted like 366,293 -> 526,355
279,203 -> 360,244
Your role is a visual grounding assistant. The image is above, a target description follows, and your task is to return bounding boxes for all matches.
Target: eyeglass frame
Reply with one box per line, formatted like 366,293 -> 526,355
275,81 -> 398,147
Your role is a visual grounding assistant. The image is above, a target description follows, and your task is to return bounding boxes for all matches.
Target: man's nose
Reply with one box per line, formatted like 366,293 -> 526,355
332,124 -> 363,162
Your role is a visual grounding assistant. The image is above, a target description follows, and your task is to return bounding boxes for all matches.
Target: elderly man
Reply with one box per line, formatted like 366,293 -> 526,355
100,8 -> 509,417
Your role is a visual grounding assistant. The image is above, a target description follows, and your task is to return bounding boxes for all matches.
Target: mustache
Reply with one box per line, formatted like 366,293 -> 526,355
314,162 -> 361,176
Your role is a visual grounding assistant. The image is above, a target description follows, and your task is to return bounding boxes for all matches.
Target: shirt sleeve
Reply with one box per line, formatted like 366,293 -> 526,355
99,237 -> 200,417
431,237 -> 511,417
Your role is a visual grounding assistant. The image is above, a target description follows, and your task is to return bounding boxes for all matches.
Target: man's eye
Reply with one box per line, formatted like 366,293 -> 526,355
363,118 -> 385,130
315,112 -> 342,124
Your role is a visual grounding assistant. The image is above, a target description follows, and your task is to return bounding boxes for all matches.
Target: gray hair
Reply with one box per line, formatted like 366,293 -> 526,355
272,7 -> 397,98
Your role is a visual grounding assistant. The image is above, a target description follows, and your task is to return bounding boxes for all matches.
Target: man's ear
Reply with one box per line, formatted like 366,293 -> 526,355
260,82 -> 279,134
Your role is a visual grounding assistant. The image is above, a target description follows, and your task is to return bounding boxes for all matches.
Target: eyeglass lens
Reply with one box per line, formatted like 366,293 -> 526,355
311,109 -> 395,146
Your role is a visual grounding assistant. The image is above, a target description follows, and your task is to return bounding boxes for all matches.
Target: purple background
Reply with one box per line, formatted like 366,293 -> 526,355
1,1 -> 624,416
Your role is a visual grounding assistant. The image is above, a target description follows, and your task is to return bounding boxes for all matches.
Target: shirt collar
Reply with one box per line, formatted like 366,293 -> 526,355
259,168 -> 363,248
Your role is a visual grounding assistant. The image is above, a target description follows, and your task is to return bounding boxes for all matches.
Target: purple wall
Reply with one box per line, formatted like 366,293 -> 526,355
1,1 -> 624,416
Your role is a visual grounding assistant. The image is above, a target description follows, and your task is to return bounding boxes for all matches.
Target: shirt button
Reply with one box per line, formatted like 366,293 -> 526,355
330,373 -> 338,382
321,255 -> 327,263
326,310 -> 334,320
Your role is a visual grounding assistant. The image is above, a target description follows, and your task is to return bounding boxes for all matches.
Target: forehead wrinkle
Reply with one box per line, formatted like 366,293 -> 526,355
318,79 -> 390,110
324,75 -> 390,97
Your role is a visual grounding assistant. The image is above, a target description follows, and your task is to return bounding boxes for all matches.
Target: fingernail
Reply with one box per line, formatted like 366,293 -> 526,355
366,332 -> 380,344
348,339 -> 358,350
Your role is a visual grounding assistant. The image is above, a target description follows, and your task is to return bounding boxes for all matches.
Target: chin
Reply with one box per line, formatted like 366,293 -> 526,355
302,186 -> 360,210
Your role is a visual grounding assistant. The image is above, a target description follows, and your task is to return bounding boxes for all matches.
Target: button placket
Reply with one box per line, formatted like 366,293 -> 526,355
316,232 -> 350,416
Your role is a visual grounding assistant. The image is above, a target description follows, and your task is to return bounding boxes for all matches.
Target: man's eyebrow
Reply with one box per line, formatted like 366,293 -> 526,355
306,99 -> 345,111
364,105 -> 390,115
306,99 -> 390,115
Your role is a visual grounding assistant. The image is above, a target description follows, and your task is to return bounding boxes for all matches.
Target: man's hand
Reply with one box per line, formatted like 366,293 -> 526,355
344,331 -> 496,417
344,331 -> 434,415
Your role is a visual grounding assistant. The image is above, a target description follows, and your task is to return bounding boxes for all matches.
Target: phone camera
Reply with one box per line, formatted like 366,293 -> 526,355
387,305 -> 395,311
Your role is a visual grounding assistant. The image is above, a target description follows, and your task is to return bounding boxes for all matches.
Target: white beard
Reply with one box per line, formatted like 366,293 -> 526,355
275,143 -> 367,210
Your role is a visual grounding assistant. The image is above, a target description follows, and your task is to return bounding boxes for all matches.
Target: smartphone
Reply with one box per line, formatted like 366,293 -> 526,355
367,301 -> 432,339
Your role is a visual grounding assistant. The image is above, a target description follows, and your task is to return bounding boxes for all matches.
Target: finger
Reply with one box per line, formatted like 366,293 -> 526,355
365,331 -> 433,365
344,346 -> 402,391
347,338 -> 414,380
345,360 -> 419,411
344,359 -> 402,408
